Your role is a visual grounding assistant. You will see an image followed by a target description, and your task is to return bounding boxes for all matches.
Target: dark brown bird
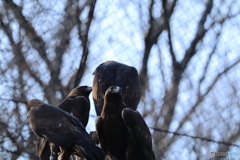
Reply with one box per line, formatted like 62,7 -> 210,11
37,86 -> 92,160
95,86 -> 129,160
28,99 -> 105,160
122,108 -> 155,160
92,61 -> 141,116
58,86 -> 92,127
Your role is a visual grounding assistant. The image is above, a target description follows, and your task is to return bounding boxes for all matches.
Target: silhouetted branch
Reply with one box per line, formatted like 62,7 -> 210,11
159,0 -> 213,135
149,0 -> 154,24
162,0 -> 177,65
51,0 -> 79,97
0,15 -> 46,90
74,0 -> 96,87
140,0 -> 162,97
3,0 -> 53,72
167,57 -> 240,148
140,0 -> 178,98
181,0 -> 213,70
198,29 -> 222,94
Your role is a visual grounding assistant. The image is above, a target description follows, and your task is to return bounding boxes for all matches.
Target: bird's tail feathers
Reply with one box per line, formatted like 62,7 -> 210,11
74,142 -> 105,160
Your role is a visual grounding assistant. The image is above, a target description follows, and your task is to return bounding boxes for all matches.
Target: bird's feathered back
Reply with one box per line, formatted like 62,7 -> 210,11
122,108 -> 155,160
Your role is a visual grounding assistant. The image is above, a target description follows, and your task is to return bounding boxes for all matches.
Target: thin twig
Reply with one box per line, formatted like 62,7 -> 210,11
74,0 -> 97,87
0,98 -> 27,104
162,0 -> 177,65
181,0 -> 213,70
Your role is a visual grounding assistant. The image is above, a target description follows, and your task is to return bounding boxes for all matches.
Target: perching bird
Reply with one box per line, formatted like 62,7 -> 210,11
122,108 -> 155,160
28,99 -> 104,160
37,86 -> 92,160
58,86 -> 92,127
92,61 -> 141,116
96,86 -> 129,160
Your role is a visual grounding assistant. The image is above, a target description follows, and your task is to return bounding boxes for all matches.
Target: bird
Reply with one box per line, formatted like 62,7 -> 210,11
58,86 -> 92,127
27,99 -> 105,160
122,108 -> 155,160
37,86 -> 92,160
95,86 -> 129,160
92,61 -> 141,116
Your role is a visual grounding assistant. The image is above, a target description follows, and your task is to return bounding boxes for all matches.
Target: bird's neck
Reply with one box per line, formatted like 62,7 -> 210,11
101,100 -> 123,119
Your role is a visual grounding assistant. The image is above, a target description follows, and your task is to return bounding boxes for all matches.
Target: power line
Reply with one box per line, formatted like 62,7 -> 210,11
150,127 -> 240,148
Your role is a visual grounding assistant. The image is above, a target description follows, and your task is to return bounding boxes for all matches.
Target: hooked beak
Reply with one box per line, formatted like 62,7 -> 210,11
85,86 -> 92,92
111,86 -> 122,94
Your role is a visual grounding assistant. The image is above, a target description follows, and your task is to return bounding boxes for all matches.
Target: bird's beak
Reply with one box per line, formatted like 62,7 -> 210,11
112,86 -> 122,93
86,86 -> 92,92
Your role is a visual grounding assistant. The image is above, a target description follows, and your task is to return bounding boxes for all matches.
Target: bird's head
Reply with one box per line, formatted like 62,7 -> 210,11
27,99 -> 44,109
106,86 -> 122,95
68,86 -> 92,97
101,86 -> 124,117
92,60 -> 117,75
104,86 -> 123,102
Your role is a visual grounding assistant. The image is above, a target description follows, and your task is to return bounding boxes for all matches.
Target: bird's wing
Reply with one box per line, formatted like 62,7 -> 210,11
32,104 -> 89,147
74,96 -> 90,127
95,116 -> 107,153
121,108 -> 152,148
58,96 -> 90,127
74,141 -> 105,160
36,137 -> 50,159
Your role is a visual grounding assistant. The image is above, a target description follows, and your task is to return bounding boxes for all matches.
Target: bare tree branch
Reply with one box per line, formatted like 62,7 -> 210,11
0,98 -> 27,104
1,12 -> 57,104
140,0 -> 177,97
149,0 -> 154,25
3,0 -> 53,72
74,0 -> 96,87
0,14 -> 46,91
52,0 -> 78,97
157,45 -> 167,92
166,57 -> 240,150
198,29 -> 222,94
162,0 -> 177,65
159,0 -> 213,134
152,1 -> 214,158
181,0 -> 213,70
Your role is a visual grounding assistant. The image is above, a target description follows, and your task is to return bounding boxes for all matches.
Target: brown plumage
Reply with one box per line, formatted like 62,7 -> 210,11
122,108 -> 155,160
95,86 -> 129,160
36,86 -> 93,160
37,137 -> 51,160
28,99 -> 105,160
58,86 -> 92,127
92,61 -> 141,116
